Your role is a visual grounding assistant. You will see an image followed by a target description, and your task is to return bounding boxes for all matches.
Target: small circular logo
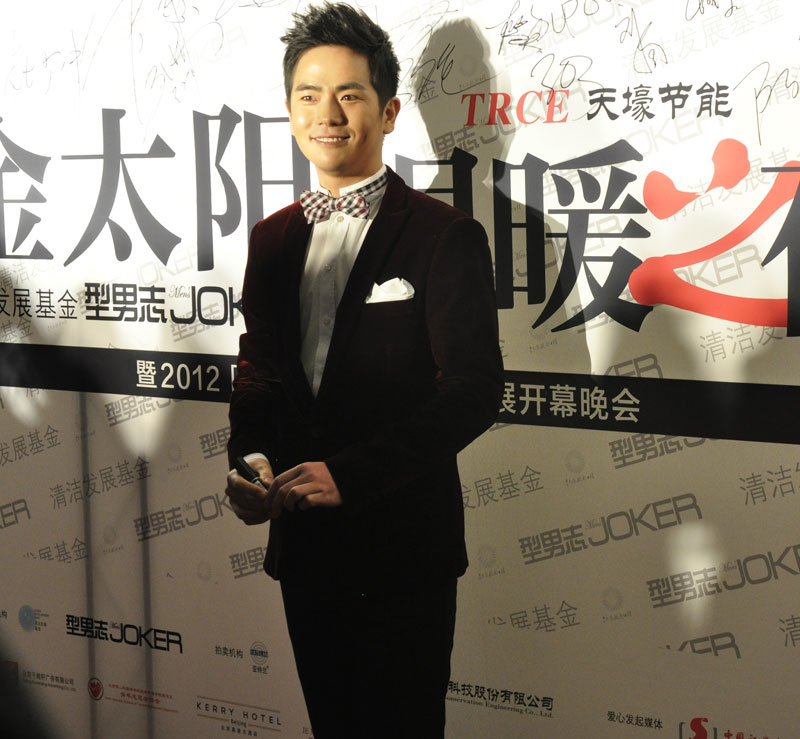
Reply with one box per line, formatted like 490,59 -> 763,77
88,678 -> 104,700
565,449 -> 585,473
18,605 -> 35,632
477,546 -> 497,569
250,642 -> 269,666
602,587 -> 623,612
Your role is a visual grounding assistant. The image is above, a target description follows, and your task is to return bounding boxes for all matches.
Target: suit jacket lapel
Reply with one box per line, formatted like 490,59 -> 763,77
316,169 -> 411,401
279,205 -> 316,408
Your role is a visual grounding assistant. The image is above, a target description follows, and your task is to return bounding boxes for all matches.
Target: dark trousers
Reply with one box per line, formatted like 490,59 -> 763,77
280,575 -> 458,739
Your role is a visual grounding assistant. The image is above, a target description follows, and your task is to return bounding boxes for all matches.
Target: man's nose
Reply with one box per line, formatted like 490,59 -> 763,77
317,94 -> 345,125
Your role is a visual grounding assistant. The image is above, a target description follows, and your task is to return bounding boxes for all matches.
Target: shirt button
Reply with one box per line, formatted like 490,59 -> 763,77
324,264 -> 332,272
323,317 -> 331,326
336,214 -> 345,224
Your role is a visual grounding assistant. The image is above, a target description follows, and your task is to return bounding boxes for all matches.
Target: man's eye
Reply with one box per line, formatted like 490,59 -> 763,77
341,94 -> 358,101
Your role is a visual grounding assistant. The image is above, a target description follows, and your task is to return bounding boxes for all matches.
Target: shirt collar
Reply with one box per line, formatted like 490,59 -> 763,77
323,164 -> 388,206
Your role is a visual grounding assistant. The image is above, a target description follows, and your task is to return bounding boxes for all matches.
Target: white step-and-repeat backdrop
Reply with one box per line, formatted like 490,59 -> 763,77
2,1 -> 799,737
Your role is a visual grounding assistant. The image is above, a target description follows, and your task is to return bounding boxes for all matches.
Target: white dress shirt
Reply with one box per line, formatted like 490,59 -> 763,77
298,165 -> 388,396
243,167 -> 389,466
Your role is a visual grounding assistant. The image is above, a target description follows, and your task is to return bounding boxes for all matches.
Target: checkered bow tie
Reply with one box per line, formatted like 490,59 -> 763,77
299,171 -> 388,224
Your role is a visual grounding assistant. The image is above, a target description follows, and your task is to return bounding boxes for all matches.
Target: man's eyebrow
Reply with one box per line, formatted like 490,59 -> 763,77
335,81 -> 368,92
293,81 -> 369,93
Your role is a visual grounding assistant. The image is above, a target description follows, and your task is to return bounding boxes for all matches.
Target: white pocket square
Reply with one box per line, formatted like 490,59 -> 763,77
365,277 -> 415,303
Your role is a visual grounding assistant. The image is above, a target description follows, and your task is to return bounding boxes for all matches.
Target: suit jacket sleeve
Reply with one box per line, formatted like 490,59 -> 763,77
227,212 -> 302,468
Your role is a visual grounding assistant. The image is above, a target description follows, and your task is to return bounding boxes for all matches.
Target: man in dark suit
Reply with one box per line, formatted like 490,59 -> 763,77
225,4 -> 503,737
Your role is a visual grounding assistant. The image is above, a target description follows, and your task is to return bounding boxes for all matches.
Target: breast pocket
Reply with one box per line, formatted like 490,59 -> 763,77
358,298 -> 424,374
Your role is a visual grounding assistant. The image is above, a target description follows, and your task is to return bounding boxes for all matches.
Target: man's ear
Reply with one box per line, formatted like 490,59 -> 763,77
285,99 -> 295,136
382,97 -> 401,135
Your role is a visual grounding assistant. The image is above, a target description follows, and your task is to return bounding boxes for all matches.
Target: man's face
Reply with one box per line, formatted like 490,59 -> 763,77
287,44 -> 399,195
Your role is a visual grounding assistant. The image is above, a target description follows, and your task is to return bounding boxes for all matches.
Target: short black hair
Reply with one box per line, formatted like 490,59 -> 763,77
281,2 -> 400,108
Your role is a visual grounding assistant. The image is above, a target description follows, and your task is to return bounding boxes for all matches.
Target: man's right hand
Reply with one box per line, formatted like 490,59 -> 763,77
225,457 -> 274,525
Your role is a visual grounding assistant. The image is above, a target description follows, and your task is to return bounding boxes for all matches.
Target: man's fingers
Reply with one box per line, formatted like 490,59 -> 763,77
266,467 -> 303,517
228,496 -> 269,525
268,480 -> 318,516
267,481 -> 303,518
226,470 -> 270,510
248,458 -> 275,487
281,482 -> 318,512
263,462 -> 342,517
231,505 -> 264,523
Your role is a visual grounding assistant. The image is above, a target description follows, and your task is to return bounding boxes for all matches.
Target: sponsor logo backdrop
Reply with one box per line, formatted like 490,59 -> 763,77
1,1 -> 798,737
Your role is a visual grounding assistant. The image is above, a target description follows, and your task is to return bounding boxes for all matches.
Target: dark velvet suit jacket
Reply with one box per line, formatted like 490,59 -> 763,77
228,167 -> 503,588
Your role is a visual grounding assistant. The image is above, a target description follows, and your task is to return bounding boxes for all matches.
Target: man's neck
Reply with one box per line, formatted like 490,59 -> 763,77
318,166 -> 385,197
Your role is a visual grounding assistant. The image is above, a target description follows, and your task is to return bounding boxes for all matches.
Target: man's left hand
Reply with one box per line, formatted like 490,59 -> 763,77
265,462 -> 342,518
